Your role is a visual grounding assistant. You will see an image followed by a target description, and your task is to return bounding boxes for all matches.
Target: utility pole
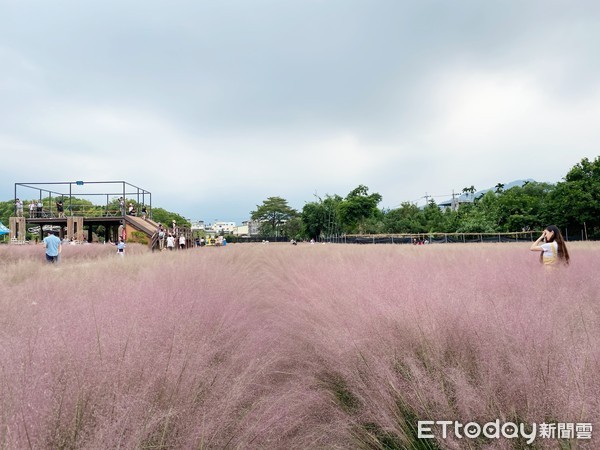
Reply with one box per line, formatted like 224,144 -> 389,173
452,189 -> 457,211
424,192 -> 430,205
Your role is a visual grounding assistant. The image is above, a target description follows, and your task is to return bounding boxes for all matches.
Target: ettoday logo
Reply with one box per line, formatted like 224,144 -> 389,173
418,420 -> 592,444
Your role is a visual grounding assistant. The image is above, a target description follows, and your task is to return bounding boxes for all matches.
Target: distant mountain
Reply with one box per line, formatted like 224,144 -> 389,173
460,179 -> 536,201
438,179 -> 537,206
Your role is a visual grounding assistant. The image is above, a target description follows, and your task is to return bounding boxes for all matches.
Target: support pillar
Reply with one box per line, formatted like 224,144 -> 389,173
9,217 -> 26,243
67,217 -> 84,242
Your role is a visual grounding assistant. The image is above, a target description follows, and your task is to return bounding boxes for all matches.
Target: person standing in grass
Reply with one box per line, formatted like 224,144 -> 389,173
43,230 -> 62,263
530,225 -> 570,267
116,237 -> 126,256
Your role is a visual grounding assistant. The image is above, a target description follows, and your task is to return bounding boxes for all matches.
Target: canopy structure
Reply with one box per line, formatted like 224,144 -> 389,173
0,222 -> 9,236
14,180 -> 152,217
7,181 -> 160,246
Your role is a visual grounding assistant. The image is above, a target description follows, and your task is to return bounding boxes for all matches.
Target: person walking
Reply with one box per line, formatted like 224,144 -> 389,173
166,234 -> 175,251
158,225 -> 165,250
530,225 -> 570,267
179,234 -> 186,249
43,230 -> 62,263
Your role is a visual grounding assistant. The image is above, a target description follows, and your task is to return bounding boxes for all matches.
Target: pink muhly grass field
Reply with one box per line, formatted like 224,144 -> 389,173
0,242 -> 598,449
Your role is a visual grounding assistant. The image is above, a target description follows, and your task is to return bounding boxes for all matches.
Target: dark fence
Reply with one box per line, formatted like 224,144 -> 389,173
222,230 -> 593,245
322,231 -> 589,244
222,236 -> 291,244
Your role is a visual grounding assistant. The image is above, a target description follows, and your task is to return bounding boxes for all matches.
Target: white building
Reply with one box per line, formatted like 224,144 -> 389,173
190,220 -> 205,231
211,221 -> 236,234
233,224 -> 249,236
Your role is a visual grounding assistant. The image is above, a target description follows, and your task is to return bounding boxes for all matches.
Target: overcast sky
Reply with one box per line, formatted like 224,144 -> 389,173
2,0 -> 599,223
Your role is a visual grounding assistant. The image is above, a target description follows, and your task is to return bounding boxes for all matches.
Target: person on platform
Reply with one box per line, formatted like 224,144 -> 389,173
15,198 -> 23,217
56,200 -> 65,218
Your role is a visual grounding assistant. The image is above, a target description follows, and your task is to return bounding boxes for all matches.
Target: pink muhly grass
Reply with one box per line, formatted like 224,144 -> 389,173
0,242 -> 598,449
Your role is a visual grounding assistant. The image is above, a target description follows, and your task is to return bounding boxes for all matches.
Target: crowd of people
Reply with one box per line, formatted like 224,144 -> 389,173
154,220 -> 227,251
16,197 -> 152,219
14,199 -> 47,218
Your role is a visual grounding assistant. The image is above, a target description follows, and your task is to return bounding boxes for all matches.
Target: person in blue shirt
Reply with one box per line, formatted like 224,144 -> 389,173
43,230 -> 62,263
116,237 -> 126,256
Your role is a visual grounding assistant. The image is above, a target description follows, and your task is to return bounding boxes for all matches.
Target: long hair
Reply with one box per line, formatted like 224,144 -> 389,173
540,225 -> 570,265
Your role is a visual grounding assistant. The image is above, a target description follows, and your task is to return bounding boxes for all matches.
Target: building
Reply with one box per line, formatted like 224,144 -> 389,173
233,224 -> 249,236
211,221 -> 236,234
231,220 -> 260,236
244,220 -> 260,236
190,220 -> 205,231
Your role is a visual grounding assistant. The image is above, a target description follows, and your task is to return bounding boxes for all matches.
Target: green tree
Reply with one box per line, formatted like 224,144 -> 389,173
462,185 -> 476,196
495,182 -> 553,231
300,201 -> 325,239
282,216 -> 303,239
455,193 -> 497,233
0,200 -> 13,229
301,194 -> 343,239
363,209 -> 385,234
151,207 -> 190,228
422,200 -> 445,233
547,156 -> 600,238
338,185 -> 382,234
251,196 -> 298,237
383,203 -> 424,233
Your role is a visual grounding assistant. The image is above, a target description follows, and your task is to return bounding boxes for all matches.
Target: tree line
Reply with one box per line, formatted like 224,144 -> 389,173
250,156 -> 600,240
1,156 -> 598,241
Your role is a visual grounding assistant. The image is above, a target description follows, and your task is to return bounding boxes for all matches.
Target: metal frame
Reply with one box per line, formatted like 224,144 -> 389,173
14,181 -> 152,218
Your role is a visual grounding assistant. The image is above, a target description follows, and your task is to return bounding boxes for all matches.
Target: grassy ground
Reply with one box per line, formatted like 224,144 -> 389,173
1,242 -> 598,449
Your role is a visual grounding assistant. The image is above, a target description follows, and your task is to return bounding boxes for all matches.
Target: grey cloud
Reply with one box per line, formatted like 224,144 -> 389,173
1,0 -> 599,219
